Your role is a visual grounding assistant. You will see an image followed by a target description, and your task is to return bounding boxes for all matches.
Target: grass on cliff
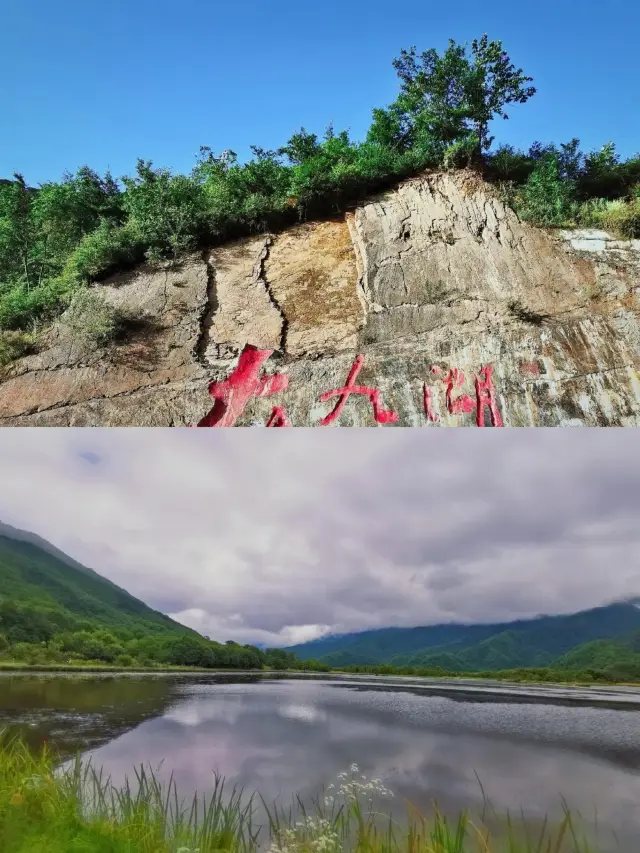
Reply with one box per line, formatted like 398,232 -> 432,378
0,733 -> 606,853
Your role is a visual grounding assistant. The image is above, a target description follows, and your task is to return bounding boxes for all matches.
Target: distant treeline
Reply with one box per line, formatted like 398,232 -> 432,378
0,598 -> 332,671
1,34 -> 639,363
334,661 -> 640,684
2,599 -> 637,683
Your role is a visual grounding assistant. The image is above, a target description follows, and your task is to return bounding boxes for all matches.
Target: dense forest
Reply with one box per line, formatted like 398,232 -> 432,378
335,637 -> 640,685
1,34 -> 639,366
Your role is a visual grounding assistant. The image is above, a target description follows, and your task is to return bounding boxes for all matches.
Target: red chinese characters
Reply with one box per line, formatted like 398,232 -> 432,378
474,364 -> 503,427
265,406 -> 292,427
423,383 -> 440,423
196,344 -> 504,427
318,354 -> 399,426
444,367 -> 476,416
423,364 -> 503,426
197,344 -> 290,427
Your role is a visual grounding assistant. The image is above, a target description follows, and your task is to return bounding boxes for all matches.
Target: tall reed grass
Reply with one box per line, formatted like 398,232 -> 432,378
0,732 -> 611,853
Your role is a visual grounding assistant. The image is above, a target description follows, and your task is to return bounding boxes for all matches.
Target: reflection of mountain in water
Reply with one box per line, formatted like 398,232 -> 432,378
0,674 -> 174,757
0,673 -> 265,758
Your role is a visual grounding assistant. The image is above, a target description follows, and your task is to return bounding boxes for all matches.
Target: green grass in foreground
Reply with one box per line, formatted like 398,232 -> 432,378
0,732 -> 609,853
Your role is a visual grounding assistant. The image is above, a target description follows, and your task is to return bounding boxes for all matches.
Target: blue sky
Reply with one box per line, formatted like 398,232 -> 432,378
2,0 -> 639,186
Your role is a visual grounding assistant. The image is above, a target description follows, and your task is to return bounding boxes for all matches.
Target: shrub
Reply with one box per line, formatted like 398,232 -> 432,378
514,156 -> 577,226
121,161 -> 210,260
576,143 -> 640,200
59,288 -> 128,350
443,134 -> 481,169
577,197 -> 640,238
63,219 -> 144,282
0,275 -> 72,331
487,143 -> 535,183
0,330 -> 35,367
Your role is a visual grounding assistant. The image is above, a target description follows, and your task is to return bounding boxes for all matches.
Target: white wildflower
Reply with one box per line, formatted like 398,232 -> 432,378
332,765 -> 395,803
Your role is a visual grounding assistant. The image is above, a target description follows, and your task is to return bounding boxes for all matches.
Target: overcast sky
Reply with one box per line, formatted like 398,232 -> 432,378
0,430 -> 638,647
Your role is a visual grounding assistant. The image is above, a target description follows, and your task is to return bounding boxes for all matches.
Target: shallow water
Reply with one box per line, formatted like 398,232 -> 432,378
2,672 -> 640,850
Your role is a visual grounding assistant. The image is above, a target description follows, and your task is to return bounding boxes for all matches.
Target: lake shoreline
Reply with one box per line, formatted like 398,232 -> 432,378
2,662 -> 640,691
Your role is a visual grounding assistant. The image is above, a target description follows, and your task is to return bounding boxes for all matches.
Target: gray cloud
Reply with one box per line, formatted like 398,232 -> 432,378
0,429 -> 638,646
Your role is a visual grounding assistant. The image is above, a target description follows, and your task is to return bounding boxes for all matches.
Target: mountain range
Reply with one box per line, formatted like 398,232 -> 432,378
286,603 -> 640,675
1,517 -> 639,678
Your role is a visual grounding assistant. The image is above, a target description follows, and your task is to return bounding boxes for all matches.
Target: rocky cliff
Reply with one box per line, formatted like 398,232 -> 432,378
1,170 -> 639,427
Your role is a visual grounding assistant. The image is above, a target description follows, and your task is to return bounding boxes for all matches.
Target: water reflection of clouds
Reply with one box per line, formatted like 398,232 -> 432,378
278,704 -> 327,724
165,695 -> 247,727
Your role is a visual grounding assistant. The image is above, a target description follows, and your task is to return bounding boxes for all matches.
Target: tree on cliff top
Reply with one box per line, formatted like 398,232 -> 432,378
368,34 -> 536,161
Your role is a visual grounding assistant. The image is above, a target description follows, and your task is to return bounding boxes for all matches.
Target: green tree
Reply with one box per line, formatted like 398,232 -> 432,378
31,167 -> 123,283
369,35 -> 535,161
464,35 -> 536,156
0,175 -> 38,292
121,160 -> 208,260
278,128 -> 321,165
265,648 -> 297,669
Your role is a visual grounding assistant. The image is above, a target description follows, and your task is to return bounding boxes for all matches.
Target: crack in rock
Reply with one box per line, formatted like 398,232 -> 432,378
253,236 -> 288,354
194,250 -> 219,364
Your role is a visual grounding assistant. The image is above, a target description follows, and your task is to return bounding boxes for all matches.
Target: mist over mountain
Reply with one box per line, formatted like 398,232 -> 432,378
286,603 -> 640,672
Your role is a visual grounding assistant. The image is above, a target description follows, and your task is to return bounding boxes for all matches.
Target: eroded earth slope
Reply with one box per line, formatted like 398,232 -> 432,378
1,171 -> 639,426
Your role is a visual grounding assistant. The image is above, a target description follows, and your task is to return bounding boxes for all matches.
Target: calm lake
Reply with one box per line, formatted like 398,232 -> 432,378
2,672 -> 640,850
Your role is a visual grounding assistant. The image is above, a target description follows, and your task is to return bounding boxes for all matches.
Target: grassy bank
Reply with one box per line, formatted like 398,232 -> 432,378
332,662 -> 640,687
0,734 -> 607,853
3,661 -> 639,688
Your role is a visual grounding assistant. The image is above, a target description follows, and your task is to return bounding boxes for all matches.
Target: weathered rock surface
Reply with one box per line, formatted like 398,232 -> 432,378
1,170 -> 639,427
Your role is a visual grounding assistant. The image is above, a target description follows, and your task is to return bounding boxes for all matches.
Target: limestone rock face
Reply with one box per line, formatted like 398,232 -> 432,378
1,171 -> 639,427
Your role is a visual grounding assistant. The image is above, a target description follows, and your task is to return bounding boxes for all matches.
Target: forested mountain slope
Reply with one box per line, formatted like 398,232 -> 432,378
0,527 -> 267,668
0,520 -> 108,579
287,603 -> 640,673
0,533 -> 189,638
